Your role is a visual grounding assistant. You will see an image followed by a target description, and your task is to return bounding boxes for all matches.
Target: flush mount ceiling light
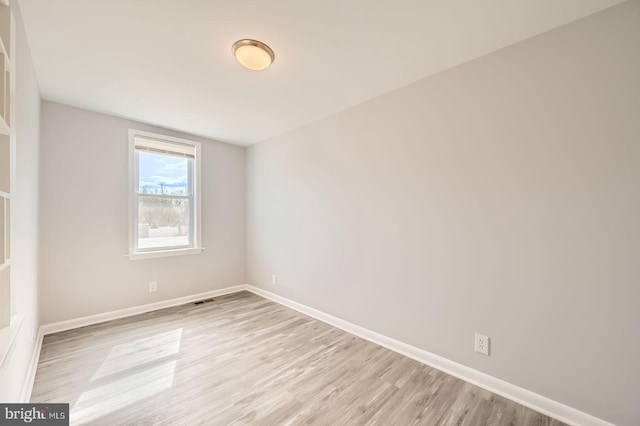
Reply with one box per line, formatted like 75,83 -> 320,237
232,39 -> 275,71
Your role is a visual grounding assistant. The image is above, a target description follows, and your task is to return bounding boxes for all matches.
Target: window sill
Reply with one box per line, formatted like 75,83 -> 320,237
128,247 -> 204,261
0,314 -> 25,368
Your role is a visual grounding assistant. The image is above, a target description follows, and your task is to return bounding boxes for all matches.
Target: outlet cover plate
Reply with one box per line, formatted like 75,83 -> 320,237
475,333 -> 490,355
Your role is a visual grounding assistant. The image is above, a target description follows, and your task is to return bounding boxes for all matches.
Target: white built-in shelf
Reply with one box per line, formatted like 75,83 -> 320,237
0,2 -> 10,61
0,263 -> 9,327
0,3 -> 10,137
0,314 -> 23,368
0,35 -> 8,59
0,139 -> 8,193
0,1 -> 11,330
0,52 -> 8,136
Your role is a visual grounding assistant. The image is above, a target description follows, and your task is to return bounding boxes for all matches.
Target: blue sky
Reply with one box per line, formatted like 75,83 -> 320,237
139,152 -> 188,195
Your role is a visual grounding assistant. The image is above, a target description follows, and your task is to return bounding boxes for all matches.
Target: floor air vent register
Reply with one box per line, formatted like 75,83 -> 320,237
192,298 -> 215,306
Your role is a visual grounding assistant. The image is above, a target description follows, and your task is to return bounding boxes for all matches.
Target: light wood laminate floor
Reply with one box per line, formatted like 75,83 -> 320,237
32,291 -> 564,425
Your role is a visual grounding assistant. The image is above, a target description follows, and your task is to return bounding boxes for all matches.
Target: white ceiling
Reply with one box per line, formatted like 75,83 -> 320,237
18,0 -> 624,146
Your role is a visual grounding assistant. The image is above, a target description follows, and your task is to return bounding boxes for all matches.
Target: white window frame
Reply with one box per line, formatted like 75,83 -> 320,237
128,129 -> 203,260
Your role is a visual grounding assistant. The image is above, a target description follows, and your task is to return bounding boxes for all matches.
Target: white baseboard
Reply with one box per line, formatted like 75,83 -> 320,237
40,285 -> 246,335
244,285 -> 613,426
20,328 -> 43,403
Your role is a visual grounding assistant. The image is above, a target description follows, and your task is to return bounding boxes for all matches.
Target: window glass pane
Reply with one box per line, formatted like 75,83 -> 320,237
138,196 -> 190,249
138,151 -> 189,195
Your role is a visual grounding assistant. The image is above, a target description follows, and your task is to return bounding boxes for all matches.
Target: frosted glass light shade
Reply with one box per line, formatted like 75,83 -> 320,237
232,39 -> 275,71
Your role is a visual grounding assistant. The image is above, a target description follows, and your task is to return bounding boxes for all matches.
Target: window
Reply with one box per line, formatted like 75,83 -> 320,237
129,130 -> 202,259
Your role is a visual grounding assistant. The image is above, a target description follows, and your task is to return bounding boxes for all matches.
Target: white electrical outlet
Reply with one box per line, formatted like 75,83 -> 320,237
271,274 -> 277,285
149,281 -> 158,293
475,333 -> 490,355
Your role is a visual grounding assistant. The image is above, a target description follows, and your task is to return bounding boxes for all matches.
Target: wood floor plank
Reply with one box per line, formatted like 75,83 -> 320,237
31,291 -> 565,426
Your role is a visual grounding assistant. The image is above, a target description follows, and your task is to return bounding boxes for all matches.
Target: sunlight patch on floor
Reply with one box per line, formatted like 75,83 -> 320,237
91,328 -> 183,381
72,360 -> 177,425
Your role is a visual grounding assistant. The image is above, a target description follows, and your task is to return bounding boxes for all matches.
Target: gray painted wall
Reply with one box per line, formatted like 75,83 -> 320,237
246,3 -> 640,425
39,102 -> 246,324
0,0 -> 42,402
